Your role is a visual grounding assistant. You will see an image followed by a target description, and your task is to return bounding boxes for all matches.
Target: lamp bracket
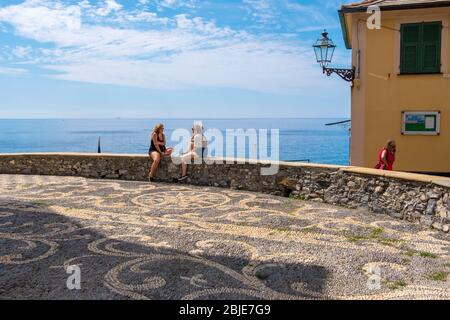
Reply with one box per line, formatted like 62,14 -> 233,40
323,66 -> 355,82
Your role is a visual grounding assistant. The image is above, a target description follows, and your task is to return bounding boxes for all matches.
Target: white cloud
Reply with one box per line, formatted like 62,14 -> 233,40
284,1 -> 327,24
156,0 -> 197,10
0,0 -> 347,94
0,0 -> 82,43
0,66 -> 29,76
242,0 -> 342,30
12,46 -> 33,58
243,0 -> 275,24
95,0 -> 122,16
44,41 -> 326,94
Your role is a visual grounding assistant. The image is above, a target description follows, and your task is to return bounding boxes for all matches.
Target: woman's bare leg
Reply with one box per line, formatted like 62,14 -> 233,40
181,153 -> 189,177
181,161 -> 187,177
181,152 -> 196,177
149,152 -> 161,178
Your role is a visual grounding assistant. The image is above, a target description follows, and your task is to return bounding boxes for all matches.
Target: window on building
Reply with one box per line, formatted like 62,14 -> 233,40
400,22 -> 442,74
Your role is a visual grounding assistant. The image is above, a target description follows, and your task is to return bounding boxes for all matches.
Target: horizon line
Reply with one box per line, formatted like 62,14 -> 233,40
0,117 -> 350,120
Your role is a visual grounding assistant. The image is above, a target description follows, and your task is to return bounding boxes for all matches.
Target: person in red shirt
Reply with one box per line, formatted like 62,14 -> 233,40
375,140 -> 396,171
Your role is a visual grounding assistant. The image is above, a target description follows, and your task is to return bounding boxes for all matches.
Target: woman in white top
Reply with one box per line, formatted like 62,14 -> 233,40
178,124 -> 207,182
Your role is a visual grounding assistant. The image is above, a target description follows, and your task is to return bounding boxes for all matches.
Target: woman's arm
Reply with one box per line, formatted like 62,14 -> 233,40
381,150 -> 389,168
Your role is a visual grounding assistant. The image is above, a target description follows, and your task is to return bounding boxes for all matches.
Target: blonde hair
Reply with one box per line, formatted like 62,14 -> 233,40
192,123 -> 203,135
153,123 -> 164,135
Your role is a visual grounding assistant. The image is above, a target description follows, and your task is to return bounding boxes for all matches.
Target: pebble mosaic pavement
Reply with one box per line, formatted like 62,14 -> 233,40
0,174 -> 449,300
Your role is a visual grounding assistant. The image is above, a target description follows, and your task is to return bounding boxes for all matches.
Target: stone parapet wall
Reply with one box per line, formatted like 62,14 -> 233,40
0,153 -> 449,232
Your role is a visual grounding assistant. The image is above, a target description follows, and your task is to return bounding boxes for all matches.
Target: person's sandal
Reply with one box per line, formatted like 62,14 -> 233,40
178,175 -> 188,182
148,176 -> 155,182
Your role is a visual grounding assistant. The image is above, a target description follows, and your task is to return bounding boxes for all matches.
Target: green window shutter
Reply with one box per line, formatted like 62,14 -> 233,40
401,24 -> 421,73
421,22 -> 441,73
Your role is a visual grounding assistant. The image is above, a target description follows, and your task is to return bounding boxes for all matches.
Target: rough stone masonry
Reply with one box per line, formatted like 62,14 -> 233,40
0,153 -> 448,233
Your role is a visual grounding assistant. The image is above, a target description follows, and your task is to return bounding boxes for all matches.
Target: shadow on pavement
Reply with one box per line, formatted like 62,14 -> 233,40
0,199 -> 330,300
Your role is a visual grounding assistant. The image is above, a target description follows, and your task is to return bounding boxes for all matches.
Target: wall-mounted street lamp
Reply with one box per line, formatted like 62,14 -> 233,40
313,30 -> 355,82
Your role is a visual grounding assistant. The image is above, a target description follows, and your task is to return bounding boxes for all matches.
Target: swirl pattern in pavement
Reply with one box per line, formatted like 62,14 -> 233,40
0,174 -> 449,300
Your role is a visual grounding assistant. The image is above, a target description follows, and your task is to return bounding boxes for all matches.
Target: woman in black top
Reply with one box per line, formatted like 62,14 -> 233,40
148,123 -> 173,182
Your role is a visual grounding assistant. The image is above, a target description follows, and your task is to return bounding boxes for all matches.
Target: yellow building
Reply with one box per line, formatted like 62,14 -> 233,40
339,0 -> 450,174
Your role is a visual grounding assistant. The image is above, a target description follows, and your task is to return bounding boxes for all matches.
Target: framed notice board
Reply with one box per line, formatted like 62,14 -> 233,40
402,111 -> 441,135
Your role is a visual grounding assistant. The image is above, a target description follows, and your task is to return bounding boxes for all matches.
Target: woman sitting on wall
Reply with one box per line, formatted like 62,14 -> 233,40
148,123 -> 173,182
375,140 -> 396,171
178,124 -> 208,182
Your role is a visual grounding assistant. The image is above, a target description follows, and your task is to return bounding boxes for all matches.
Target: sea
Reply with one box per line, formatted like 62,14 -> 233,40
0,118 -> 350,165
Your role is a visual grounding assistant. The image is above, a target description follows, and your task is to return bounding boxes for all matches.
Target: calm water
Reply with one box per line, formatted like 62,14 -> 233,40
0,119 -> 350,165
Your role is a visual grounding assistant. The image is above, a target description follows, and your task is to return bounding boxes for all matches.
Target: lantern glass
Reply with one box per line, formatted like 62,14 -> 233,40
313,30 -> 336,68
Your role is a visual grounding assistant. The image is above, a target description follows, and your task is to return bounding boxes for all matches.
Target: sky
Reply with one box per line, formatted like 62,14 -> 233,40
0,0 -> 355,119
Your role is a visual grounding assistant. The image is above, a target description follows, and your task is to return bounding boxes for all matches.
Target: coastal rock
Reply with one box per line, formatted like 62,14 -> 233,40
347,181 -> 356,189
278,177 -> 298,190
420,215 -> 433,227
374,186 -> 383,194
432,222 -> 442,231
436,201 -> 448,219
426,192 -> 441,200
426,199 -> 437,215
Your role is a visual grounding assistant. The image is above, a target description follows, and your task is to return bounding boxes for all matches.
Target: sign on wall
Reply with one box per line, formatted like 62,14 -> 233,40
402,111 -> 441,135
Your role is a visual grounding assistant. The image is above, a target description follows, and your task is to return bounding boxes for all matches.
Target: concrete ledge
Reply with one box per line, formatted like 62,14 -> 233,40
342,166 -> 450,184
433,179 -> 450,188
0,152 -> 149,158
2,152 -> 447,182
0,153 -> 345,169
0,153 -> 449,233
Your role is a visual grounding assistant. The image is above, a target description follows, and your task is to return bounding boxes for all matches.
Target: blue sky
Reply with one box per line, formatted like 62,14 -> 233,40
0,0 -> 354,119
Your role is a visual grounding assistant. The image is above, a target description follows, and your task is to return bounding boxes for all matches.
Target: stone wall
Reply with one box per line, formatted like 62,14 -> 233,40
0,153 -> 449,232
